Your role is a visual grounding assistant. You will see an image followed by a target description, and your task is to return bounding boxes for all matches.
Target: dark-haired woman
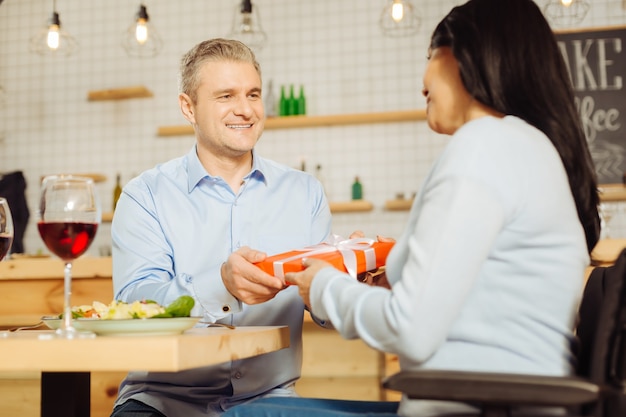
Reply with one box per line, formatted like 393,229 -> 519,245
223,0 -> 600,415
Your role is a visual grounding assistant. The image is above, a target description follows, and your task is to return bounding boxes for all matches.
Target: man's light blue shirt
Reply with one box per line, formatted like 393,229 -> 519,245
111,145 -> 331,416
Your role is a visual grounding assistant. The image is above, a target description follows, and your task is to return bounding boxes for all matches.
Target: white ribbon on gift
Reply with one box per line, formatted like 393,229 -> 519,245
273,235 -> 377,279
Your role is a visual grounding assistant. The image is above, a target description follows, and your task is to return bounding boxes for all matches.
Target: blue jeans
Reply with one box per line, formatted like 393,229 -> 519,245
110,399 -> 167,417
223,397 -> 400,417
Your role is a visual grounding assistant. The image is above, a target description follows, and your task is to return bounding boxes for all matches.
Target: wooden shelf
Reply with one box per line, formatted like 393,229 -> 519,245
380,184 -> 626,209
599,184 -> 626,202
87,85 -> 153,101
102,200 -> 374,222
157,109 -> 427,136
102,212 -> 114,223
40,173 -> 107,183
384,199 -> 414,211
329,200 -> 373,213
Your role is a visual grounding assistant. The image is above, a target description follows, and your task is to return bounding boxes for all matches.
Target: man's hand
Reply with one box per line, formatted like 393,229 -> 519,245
221,246 -> 286,305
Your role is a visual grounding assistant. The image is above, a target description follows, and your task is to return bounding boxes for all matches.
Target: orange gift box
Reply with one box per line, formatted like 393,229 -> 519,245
255,238 -> 395,281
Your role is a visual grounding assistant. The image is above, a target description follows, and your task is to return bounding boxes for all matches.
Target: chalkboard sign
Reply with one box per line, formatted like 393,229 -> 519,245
555,26 -> 625,184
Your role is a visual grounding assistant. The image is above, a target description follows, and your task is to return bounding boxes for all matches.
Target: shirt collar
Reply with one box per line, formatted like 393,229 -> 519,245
186,145 -> 267,193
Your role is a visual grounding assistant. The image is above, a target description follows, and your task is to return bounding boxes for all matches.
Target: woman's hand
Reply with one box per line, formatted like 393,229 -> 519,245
351,231 -> 394,289
285,258 -> 332,309
358,267 -> 391,289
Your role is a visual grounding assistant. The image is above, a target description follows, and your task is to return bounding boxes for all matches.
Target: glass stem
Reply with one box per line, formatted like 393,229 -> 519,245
62,261 -> 73,331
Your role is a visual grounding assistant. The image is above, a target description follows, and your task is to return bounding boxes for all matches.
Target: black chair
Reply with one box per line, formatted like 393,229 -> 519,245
383,248 -> 626,417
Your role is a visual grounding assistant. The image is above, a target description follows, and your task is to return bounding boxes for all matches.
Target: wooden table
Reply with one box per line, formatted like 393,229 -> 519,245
0,257 -> 388,411
0,326 -> 290,417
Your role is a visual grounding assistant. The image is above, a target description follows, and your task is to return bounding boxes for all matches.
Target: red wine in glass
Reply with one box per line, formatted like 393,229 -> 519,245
0,197 -> 13,261
0,235 -> 11,261
37,175 -> 101,339
37,222 -> 98,261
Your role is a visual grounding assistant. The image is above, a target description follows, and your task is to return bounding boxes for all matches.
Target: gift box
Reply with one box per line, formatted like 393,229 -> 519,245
255,237 -> 394,281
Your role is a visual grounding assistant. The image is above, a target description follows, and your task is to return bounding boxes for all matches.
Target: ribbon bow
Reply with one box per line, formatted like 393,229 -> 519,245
272,234 -> 377,279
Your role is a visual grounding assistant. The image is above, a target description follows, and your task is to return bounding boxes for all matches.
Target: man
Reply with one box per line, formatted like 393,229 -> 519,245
110,38 -> 331,417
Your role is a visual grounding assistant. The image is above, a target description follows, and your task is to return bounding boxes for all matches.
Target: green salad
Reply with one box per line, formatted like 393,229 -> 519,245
66,295 -> 195,319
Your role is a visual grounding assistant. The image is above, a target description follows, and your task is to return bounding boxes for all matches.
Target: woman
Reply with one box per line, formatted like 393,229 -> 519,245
224,0 -> 601,415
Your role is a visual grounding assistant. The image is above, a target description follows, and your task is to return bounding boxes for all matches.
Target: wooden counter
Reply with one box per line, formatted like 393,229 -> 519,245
599,184 -> 626,202
0,256 -> 113,327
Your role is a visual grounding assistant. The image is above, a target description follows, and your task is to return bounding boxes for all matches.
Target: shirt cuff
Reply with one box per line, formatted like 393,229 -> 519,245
189,268 -> 243,322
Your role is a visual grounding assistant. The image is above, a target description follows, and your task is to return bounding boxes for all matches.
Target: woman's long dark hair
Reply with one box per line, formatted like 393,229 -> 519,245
431,0 -> 600,253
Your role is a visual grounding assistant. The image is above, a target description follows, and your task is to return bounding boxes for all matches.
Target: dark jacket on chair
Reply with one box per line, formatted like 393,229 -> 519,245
0,171 -> 30,254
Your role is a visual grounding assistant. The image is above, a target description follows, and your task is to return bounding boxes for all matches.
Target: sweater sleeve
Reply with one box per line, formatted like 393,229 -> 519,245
309,174 -> 505,364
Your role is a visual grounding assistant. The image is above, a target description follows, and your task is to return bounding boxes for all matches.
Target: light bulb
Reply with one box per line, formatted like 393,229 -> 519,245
122,4 -> 163,58
47,25 -> 60,50
240,15 -> 253,33
228,0 -> 267,52
135,18 -> 148,44
379,0 -> 420,37
30,10 -> 78,56
543,0 -> 590,26
392,1 -> 404,22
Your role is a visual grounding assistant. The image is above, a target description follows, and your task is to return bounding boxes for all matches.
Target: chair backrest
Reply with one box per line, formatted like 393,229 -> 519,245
576,248 -> 626,416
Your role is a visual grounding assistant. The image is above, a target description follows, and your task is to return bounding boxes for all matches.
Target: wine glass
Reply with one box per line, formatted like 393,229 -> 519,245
0,198 -> 13,261
600,203 -> 614,239
37,175 -> 101,338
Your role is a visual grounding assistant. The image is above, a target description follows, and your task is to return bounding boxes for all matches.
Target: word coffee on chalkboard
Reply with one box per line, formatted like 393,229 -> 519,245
556,26 -> 625,184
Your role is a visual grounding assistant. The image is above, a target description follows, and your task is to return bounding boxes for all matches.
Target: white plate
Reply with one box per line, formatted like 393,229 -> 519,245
41,316 -> 201,336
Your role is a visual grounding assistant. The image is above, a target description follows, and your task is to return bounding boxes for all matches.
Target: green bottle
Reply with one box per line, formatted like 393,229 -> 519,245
288,84 -> 297,116
279,85 -> 288,116
297,85 -> 306,115
351,176 -> 362,200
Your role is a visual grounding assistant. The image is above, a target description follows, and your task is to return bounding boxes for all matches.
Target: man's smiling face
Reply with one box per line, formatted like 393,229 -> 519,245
190,59 -> 265,158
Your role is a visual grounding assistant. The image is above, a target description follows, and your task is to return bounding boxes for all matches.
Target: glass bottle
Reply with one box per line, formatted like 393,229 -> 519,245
297,85 -> 306,116
279,85 -> 288,116
351,176 -> 363,200
265,79 -> 277,117
315,164 -> 327,198
113,173 -> 122,210
288,84 -> 297,116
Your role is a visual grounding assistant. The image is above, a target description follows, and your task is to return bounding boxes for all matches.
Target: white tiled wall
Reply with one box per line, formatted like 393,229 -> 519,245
0,0 -> 625,256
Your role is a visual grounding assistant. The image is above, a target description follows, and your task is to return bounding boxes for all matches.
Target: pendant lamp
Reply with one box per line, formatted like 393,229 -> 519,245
29,0 -> 78,56
228,0 -> 267,52
379,0 -> 421,38
543,0 -> 591,26
122,3 -> 163,58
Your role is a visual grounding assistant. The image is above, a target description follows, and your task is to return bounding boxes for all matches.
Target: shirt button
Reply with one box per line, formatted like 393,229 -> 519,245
234,372 -> 242,379
222,305 -> 230,312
